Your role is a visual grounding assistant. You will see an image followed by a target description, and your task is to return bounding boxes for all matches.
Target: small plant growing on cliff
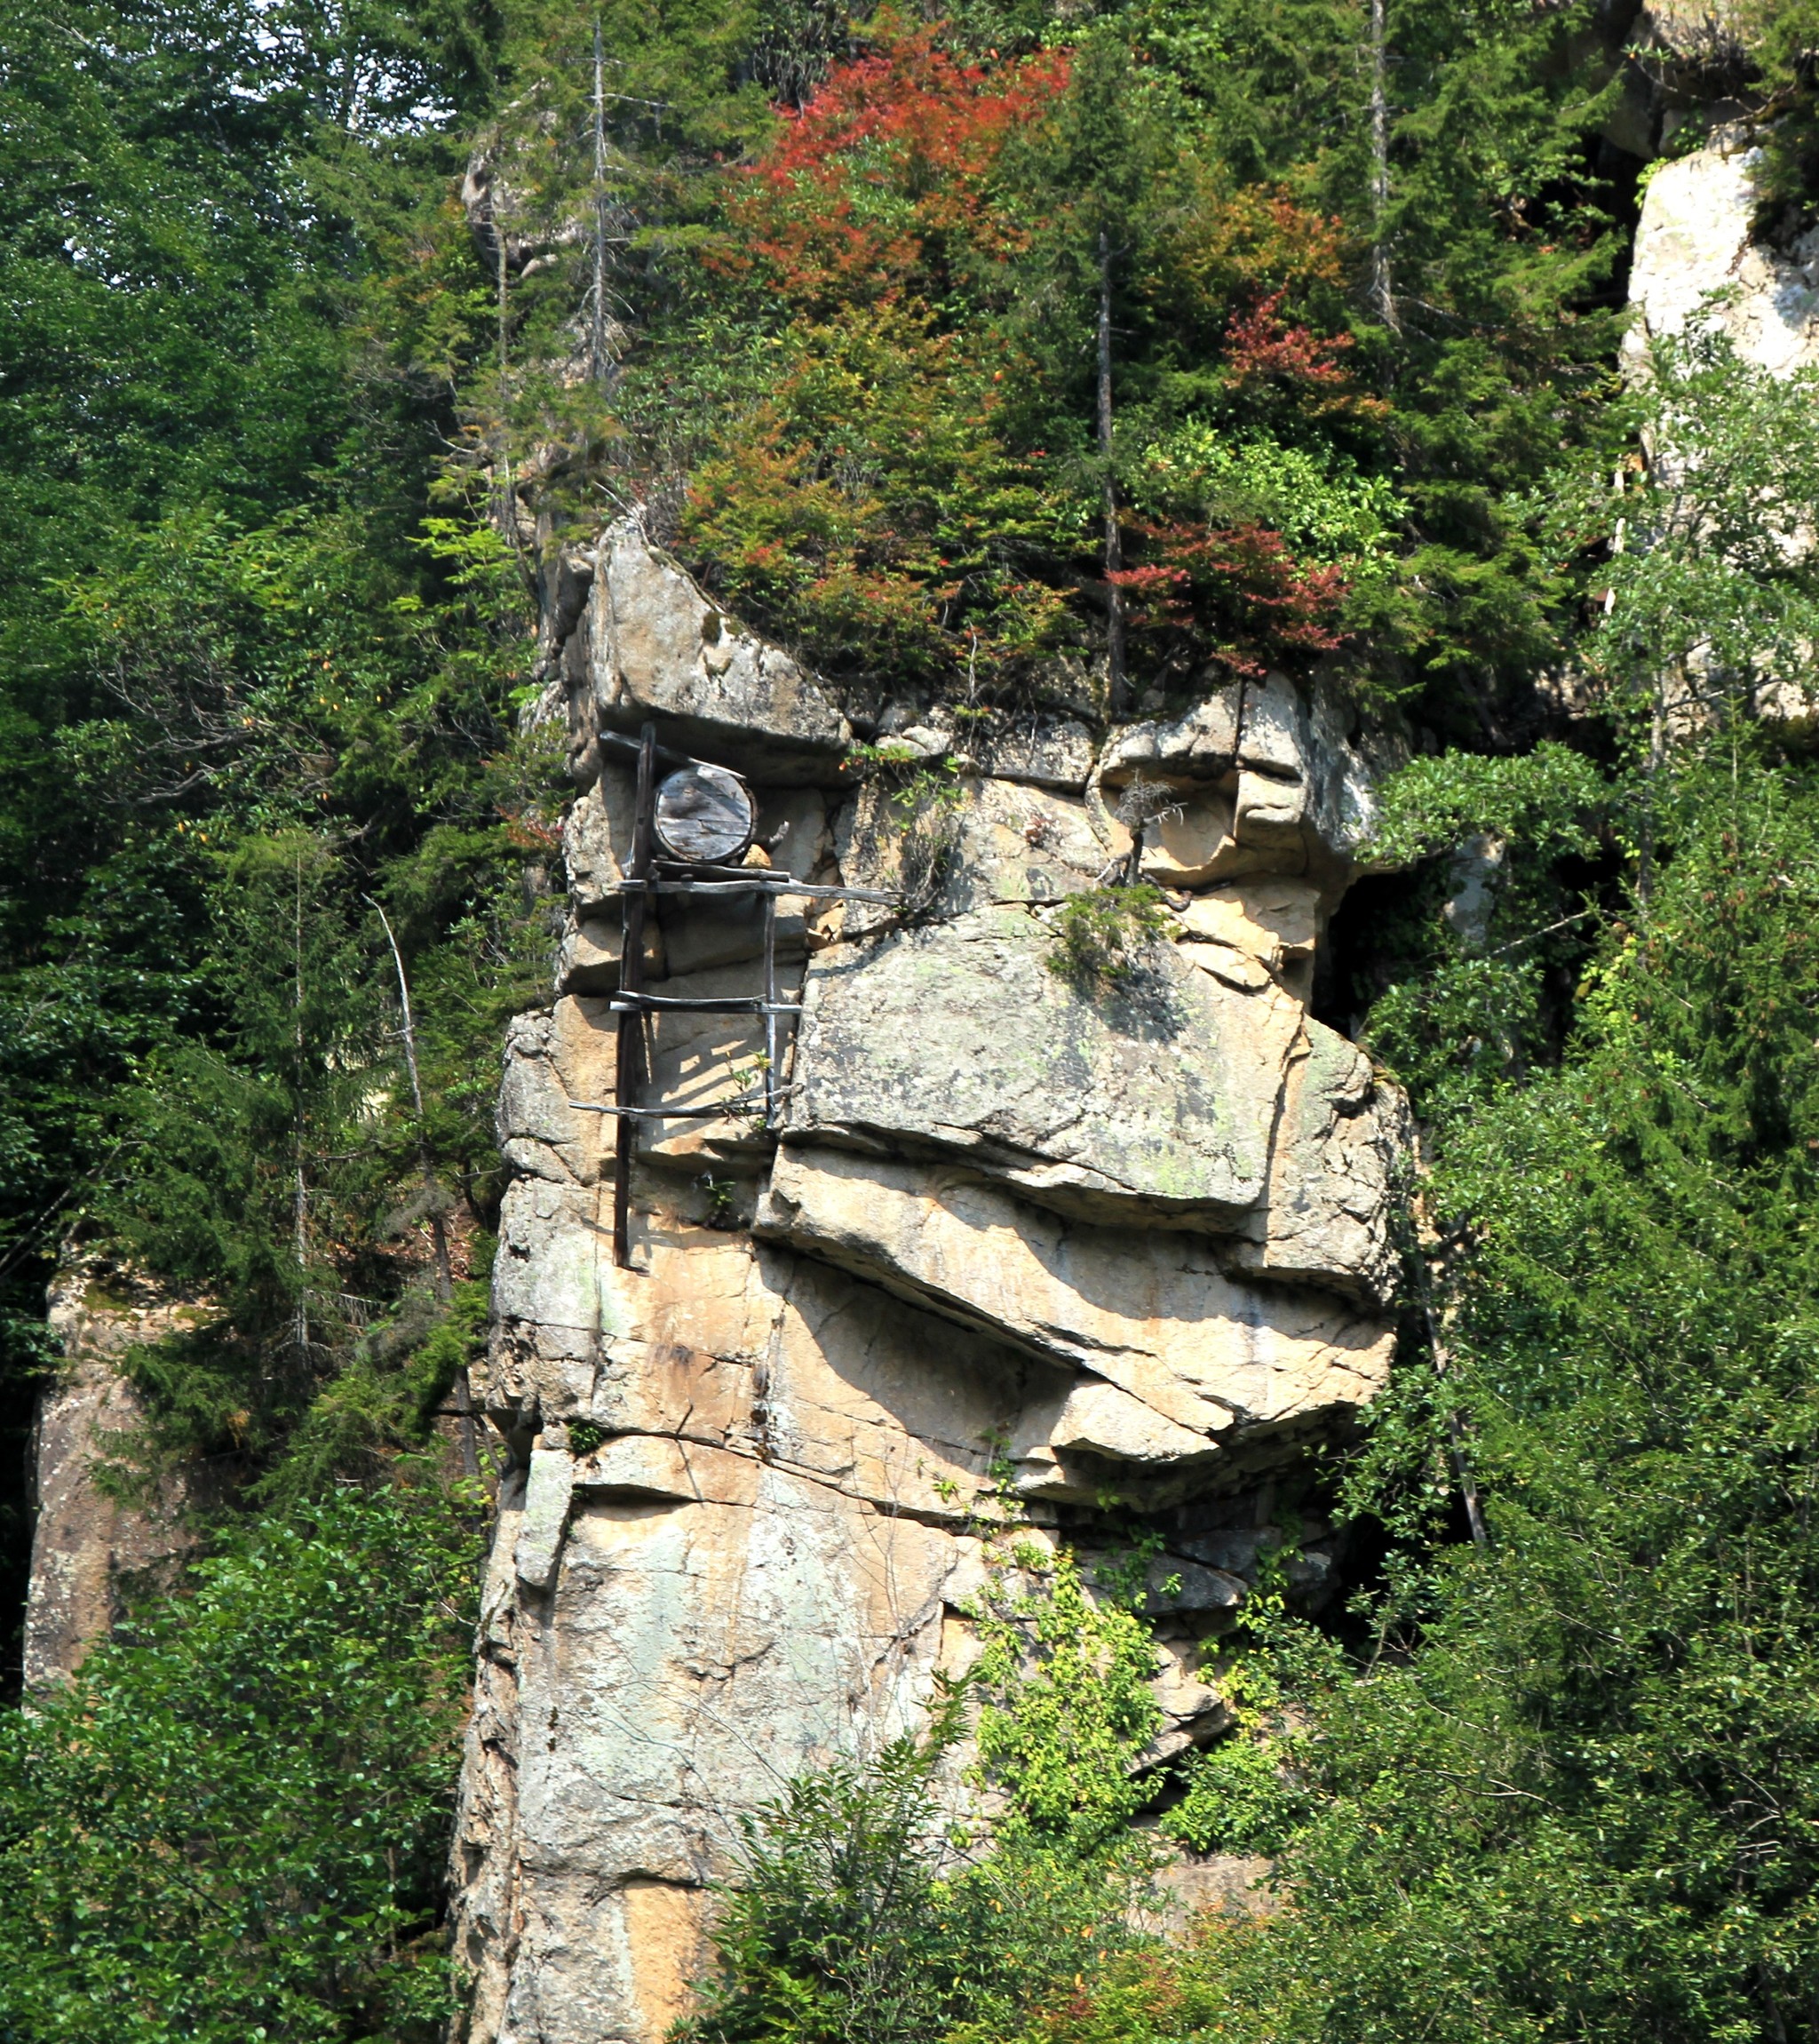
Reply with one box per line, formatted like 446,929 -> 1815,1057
724,1058 -> 774,1132
967,1543 -> 1164,1852
1045,887 -> 1170,990
842,744 -> 968,919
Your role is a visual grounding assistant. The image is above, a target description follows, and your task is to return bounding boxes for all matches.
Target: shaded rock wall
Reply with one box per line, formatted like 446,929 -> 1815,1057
450,526 -> 1410,2044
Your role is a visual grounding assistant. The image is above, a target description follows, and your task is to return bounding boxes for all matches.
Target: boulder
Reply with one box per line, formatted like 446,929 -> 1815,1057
1146,1852 -> 1279,1933
976,712 -> 1097,790
1101,688 -> 1240,777
563,764 -> 639,910
831,775 -> 1121,933
1100,672 -> 1384,889
1625,137 -> 1819,382
589,522 -> 853,782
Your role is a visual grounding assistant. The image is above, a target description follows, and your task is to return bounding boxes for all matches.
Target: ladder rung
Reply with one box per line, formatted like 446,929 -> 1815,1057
616,877 -> 897,903
568,1102 -> 764,1120
569,1086 -> 795,1119
607,994 -> 802,1015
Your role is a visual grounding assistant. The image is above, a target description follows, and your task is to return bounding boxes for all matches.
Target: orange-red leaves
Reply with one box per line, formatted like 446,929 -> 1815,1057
725,24 -> 1068,312
1115,517 -> 1350,675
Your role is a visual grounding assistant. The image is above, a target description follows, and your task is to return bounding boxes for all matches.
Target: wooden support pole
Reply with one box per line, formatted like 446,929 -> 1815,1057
1098,227 -> 1127,717
605,990 -> 800,1016
616,877 -> 896,903
761,890 -> 778,1128
613,722 -> 657,1269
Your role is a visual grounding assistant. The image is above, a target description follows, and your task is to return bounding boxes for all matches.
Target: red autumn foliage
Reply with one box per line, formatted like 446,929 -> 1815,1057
681,20 -> 1378,688
1220,290 -> 1389,425
1111,518 -> 1350,675
719,25 -> 1069,311
1225,291 -> 1353,384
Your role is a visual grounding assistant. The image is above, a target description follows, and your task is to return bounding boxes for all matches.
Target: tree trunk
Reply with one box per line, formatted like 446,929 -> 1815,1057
591,18 -> 612,389
1098,228 -> 1127,715
1369,0 -> 1398,332
369,897 -> 478,1480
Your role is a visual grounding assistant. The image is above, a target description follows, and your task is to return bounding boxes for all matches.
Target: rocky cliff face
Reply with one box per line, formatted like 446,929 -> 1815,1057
445,154 -> 1819,2040
449,526 -> 1410,2044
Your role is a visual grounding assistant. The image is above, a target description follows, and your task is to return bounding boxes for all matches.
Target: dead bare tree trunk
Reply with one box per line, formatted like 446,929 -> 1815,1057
369,897 -> 479,1481
1369,0 -> 1399,333
493,191 -> 533,595
590,17 -> 612,388
1098,228 -> 1128,716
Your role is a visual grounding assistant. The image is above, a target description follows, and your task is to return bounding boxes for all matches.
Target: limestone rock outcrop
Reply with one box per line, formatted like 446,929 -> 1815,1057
1100,670 -> 1386,892
587,522 -> 852,782
1626,131 -> 1819,383
449,525 -> 1410,2043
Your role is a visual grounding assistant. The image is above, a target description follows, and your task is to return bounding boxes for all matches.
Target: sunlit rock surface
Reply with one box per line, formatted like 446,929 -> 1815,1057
449,526 -> 1410,2043
1625,132 -> 1819,382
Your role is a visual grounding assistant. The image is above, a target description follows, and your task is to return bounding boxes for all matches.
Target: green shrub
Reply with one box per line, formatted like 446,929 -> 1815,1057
679,1706 -> 1152,2044
1045,888 -> 1170,990
0,1479 -> 481,2043
971,1544 -> 1164,1856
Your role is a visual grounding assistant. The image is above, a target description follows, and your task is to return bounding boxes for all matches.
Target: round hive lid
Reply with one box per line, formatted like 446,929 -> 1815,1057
652,762 -> 756,865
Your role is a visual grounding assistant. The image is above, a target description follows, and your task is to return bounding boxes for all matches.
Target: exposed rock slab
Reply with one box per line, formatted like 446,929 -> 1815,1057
563,763 -> 639,910
1174,878 -> 1322,973
457,1452 -> 960,2044
785,907 -> 1305,1225
1626,138 -> 1819,382
1101,672 -> 1387,891
23,1269 -> 213,1689
757,1146 -> 1396,1463
975,713 -> 1096,789
462,1218 -> 1037,2044
836,775 -> 1117,911
589,522 -> 852,781
1226,1021 -> 1408,1306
